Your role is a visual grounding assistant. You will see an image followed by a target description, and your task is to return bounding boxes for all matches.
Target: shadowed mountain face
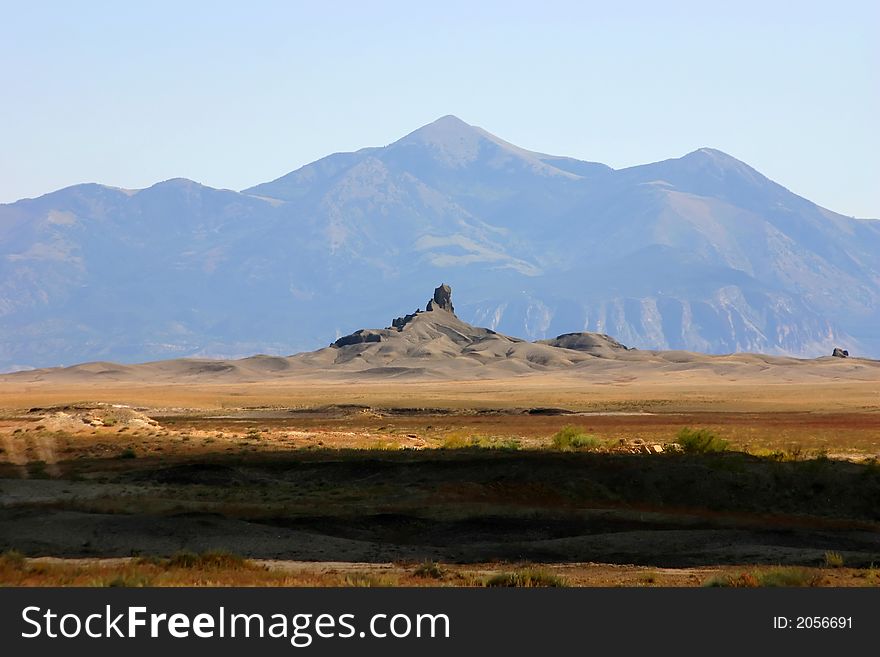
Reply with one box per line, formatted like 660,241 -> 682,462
2,116 -> 879,370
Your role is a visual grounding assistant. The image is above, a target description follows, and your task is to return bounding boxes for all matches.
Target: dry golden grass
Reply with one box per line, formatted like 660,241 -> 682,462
3,554 -> 878,588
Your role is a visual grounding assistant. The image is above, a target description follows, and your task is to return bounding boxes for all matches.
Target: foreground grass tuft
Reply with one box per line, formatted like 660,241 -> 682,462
164,550 -> 250,570
441,434 -> 521,450
704,567 -> 820,588
551,426 -> 602,451
675,427 -> 729,454
485,568 -> 566,587
824,551 -> 845,568
0,550 -> 26,568
413,560 -> 446,579
103,573 -> 154,587
342,572 -> 397,587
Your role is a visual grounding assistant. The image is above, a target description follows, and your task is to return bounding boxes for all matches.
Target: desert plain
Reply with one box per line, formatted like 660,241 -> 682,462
2,360 -> 879,587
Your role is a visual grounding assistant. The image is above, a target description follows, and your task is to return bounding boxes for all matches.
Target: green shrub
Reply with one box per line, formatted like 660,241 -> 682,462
824,551 -> 845,568
0,550 -> 26,569
342,572 -> 395,587
413,560 -> 446,579
167,550 -> 249,570
704,572 -> 759,588
485,568 -> 566,587
440,434 -> 468,449
133,555 -> 164,566
758,568 -> 821,587
441,434 -> 521,450
675,428 -> 728,454
704,568 -> 819,588
118,448 -> 137,459
551,426 -> 601,450
104,574 -> 153,587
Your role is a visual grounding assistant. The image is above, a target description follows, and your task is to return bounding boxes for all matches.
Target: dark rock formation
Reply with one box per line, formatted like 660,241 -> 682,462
426,283 -> 454,313
332,330 -> 382,348
832,347 -> 849,358
391,309 -> 421,331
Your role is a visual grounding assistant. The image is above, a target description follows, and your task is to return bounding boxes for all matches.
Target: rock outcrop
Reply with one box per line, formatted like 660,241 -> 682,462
322,284 -> 641,375
832,347 -> 849,358
333,330 -> 383,348
391,284 -> 455,330
426,284 -> 454,313
391,310 -> 420,331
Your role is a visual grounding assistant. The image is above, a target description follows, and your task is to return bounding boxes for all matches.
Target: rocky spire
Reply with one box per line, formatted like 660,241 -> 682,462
426,284 -> 454,313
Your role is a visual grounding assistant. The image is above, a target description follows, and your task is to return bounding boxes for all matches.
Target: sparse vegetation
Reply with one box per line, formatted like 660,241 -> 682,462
166,550 -> 251,570
748,447 -> 786,461
824,551 -> 845,568
104,574 -> 154,587
485,568 -> 566,587
675,427 -> 729,454
364,440 -> 402,450
413,560 -> 446,579
551,426 -> 602,450
704,568 -> 820,588
812,447 -> 830,461
342,572 -> 396,587
703,572 -> 760,587
853,564 -> 879,583
118,448 -> 137,459
1,550 -> 26,568
441,433 -> 521,450
759,568 -> 822,587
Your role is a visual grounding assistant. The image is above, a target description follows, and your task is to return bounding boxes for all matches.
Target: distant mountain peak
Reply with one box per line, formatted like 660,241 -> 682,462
391,115 -> 579,177
618,146 -> 772,193
677,148 -> 771,180
147,177 -> 206,190
694,146 -> 730,156
683,147 -> 747,166
394,114 -> 485,148
429,114 -> 469,127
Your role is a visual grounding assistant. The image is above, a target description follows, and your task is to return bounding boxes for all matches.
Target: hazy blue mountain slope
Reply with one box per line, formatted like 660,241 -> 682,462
1,115 -> 877,370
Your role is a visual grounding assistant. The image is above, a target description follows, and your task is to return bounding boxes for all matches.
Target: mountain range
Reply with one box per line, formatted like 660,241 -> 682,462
2,115 -> 878,371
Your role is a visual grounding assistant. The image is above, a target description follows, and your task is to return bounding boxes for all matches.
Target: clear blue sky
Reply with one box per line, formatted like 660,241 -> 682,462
2,0 -> 877,217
